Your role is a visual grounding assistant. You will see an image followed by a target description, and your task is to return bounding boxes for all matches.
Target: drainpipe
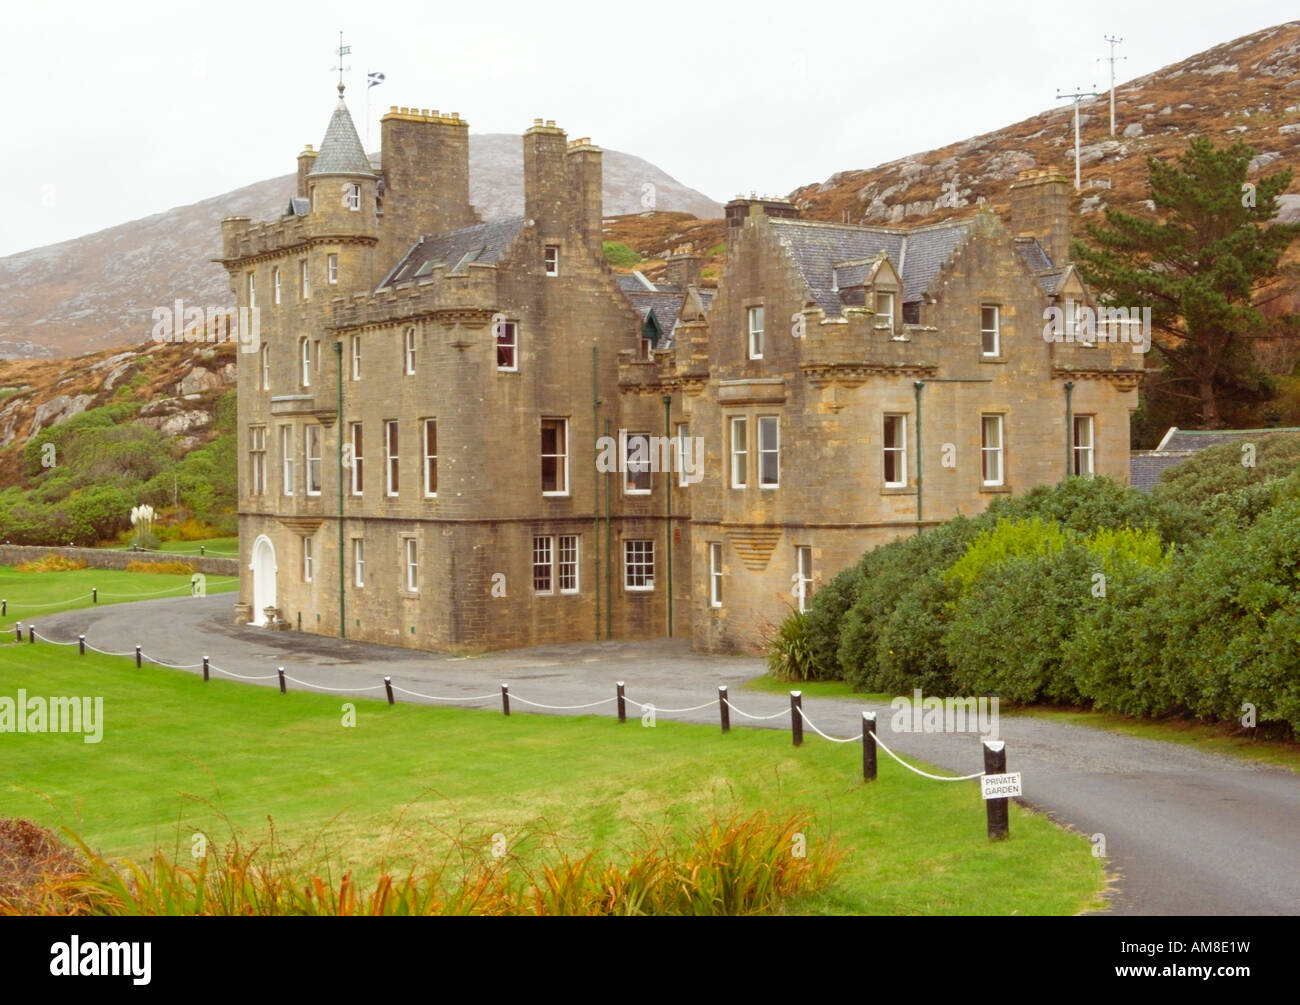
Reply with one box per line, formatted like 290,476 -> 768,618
663,393 -> 673,638
593,346 -> 601,640
1064,381 -> 1075,480
333,340 -> 345,639
604,417 -> 612,639
913,380 -> 925,534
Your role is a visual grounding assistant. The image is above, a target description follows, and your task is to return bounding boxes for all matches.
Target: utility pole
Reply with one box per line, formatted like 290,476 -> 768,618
1099,35 -> 1126,136
1056,86 -> 1100,192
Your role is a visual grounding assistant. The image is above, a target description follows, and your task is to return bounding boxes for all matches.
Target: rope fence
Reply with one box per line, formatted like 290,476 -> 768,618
8,625 -> 1022,839
2,578 -> 240,617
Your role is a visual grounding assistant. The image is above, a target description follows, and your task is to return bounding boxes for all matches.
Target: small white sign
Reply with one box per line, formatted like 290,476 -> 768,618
981,772 -> 1022,800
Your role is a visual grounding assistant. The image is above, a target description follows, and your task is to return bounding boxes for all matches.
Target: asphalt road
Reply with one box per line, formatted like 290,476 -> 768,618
26,593 -> 1300,916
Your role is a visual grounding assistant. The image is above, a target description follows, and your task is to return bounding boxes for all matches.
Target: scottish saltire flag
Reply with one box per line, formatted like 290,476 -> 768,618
368,72 -> 385,88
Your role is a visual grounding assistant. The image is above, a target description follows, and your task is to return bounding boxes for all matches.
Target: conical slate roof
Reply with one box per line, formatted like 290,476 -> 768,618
308,97 -> 376,177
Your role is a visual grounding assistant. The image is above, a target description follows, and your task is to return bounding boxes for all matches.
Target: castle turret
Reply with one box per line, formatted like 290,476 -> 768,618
306,89 -> 380,233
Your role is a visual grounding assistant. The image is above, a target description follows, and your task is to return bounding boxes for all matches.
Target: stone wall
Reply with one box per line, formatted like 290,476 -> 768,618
0,544 -> 238,577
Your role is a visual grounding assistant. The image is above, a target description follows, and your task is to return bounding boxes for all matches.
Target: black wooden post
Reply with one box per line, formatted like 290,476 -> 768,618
984,739 -> 1009,841
28,625 -> 36,643
200,545 -> 205,556
1,599 -> 6,616
13,623 -> 20,643
202,656 -> 210,682
790,690 -> 803,747
616,682 -> 626,723
501,684 -> 511,717
92,588 -> 97,604
135,645 -> 142,667
384,676 -> 395,705
718,685 -> 730,734
78,635 -> 85,656
277,667 -> 286,694
862,711 -> 877,781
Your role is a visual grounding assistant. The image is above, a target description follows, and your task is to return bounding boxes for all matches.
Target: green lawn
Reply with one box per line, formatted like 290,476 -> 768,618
100,538 -> 239,557
1,644 -> 1106,915
0,567 -> 238,633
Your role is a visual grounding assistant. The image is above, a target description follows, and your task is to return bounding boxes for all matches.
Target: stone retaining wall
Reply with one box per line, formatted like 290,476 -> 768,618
0,544 -> 239,577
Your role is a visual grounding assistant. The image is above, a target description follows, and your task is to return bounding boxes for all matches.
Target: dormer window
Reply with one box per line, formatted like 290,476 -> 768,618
874,292 -> 895,332
544,246 -> 559,277
344,183 -> 361,211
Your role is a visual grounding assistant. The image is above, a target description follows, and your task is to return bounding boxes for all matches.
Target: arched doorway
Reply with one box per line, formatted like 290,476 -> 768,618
250,534 -> 277,626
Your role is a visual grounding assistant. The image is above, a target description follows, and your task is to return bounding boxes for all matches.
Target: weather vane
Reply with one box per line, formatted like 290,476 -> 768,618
332,31 -> 352,96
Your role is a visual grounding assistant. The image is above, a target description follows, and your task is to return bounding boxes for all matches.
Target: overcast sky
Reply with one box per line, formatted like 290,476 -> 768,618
2,0 -> 1294,257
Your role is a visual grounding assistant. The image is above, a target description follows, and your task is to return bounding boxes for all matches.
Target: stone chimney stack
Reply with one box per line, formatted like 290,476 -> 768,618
565,136 -> 603,258
524,120 -> 568,239
665,244 -> 701,288
378,107 -> 479,267
297,146 -> 317,198
1009,169 -> 1071,267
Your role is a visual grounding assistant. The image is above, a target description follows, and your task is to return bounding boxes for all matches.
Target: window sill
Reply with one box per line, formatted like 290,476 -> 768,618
625,586 -> 655,593
979,484 -> 1012,494
542,491 -> 570,499
979,355 -> 1006,364
880,485 -> 914,495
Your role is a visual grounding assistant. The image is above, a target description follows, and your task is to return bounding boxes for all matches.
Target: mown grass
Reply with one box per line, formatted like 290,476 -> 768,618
0,566 -> 238,632
0,644 -> 1106,915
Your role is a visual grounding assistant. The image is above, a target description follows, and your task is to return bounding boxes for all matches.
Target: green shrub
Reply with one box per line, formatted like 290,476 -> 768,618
765,608 -> 815,681
602,241 -> 643,267
1151,432 -> 1300,510
801,564 -> 860,680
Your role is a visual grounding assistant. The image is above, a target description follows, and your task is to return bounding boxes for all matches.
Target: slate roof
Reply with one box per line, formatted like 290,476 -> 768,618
309,99 -> 377,177
381,217 -> 525,288
1129,426 -> 1300,492
614,274 -> 716,350
767,219 -> 970,316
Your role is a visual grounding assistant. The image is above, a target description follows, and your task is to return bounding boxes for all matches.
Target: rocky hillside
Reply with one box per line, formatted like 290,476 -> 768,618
0,138 -> 722,361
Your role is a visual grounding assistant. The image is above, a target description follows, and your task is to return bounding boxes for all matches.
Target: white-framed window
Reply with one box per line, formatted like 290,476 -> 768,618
758,415 -> 779,488
730,416 -> 748,488
875,292 -> 895,331
624,431 -> 652,495
300,258 -> 310,301
302,536 -> 314,583
423,419 -> 437,497
559,535 -> 579,594
349,422 -> 364,496
405,326 -> 417,375
247,271 -> 256,311
533,536 -> 554,594
249,425 -> 266,497
544,245 -> 559,276
353,538 -> 364,587
748,306 -> 765,359
497,320 -> 518,371
1074,415 -> 1095,476
624,539 -> 655,591
385,420 -> 400,497
541,418 -> 568,495
350,335 -> 361,380
405,538 -> 418,593
345,183 -> 361,211
981,305 -> 1000,357
328,253 -> 339,285
883,414 -> 907,488
675,423 -> 692,488
273,267 -> 281,306
260,344 -> 270,391
305,424 -> 322,496
796,546 -> 813,614
300,338 -> 311,388
281,425 -> 294,496
981,414 -> 1004,487
709,542 -> 723,608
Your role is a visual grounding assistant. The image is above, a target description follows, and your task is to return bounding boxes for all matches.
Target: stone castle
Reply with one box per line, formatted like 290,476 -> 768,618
219,85 -> 1142,654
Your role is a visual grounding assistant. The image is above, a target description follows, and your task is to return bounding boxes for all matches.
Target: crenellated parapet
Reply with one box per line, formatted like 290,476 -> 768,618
326,263 -> 500,333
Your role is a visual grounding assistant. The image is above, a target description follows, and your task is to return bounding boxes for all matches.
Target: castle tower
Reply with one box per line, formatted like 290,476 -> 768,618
306,86 -> 380,234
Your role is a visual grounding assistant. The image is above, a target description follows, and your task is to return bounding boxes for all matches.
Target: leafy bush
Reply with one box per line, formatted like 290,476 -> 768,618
1151,432 -> 1300,510
13,555 -> 87,572
602,242 -> 643,267
765,608 -> 815,681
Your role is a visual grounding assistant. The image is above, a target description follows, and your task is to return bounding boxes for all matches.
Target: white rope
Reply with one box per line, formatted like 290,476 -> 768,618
795,707 -> 863,744
139,652 -> 203,669
622,696 -> 716,714
83,642 -> 137,658
723,698 -> 791,721
508,694 -> 617,711
5,593 -> 94,609
868,730 -> 984,781
30,630 -> 78,646
390,685 -> 498,702
98,585 -> 198,599
283,675 -> 385,694
207,664 -> 279,682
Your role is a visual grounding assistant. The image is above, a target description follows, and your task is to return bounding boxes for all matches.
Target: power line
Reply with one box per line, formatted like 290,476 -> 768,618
1056,86 -> 1100,192
1099,35 -> 1127,137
